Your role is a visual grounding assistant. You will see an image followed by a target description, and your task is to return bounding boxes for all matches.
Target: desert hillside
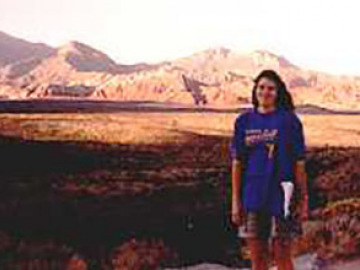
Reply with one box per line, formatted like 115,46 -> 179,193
0,32 -> 360,110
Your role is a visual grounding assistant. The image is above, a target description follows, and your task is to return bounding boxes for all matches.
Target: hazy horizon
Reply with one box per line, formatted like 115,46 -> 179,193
0,0 -> 359,76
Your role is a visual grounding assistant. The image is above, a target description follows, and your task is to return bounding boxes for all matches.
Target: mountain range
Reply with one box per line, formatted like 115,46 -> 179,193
0,31 -> 359,110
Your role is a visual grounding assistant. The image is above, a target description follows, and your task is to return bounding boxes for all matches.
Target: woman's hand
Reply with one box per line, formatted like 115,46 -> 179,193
231,200 -> 243,226
299,196 -> 309,221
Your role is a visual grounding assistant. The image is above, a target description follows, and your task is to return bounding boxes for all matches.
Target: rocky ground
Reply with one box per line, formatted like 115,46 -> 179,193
165,254 -> 360,270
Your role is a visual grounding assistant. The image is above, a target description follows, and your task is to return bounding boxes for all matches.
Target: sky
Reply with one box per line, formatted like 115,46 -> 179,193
0,0 -> 359,76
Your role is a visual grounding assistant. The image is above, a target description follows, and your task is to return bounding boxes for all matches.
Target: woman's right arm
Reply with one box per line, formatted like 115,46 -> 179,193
230,114 -> 247,225
231,158 -> 243,225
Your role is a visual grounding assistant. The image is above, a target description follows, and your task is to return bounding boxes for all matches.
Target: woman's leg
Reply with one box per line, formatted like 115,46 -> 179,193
246,237 -> 269,270
272,237 -> 294,270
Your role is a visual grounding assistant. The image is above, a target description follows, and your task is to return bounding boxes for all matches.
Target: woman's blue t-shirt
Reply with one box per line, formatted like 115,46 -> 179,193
230,107 -> 306,217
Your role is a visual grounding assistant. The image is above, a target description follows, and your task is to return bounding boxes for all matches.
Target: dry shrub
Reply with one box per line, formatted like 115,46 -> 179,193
0,238 -> 87,270
109,238 -> 178,270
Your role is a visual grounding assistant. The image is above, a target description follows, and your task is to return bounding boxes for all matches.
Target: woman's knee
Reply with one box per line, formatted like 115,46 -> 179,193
246,238 -> 269,260
273,237 -> 292,260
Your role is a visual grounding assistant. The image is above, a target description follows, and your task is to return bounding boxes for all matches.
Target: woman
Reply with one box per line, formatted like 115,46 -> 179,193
230,70 -> 309,270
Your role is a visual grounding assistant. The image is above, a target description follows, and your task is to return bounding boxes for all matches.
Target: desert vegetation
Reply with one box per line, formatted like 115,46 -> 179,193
0,110 -> 358,269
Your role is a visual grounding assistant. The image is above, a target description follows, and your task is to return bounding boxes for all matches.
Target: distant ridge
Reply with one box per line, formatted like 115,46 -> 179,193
0,31 -> 359,111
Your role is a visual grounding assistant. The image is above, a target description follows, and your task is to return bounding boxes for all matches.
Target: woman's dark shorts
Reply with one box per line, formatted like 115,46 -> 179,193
238,210 -> 302,239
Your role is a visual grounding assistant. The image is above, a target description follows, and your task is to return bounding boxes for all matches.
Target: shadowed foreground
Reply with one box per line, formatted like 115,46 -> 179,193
0,133 -> 359,269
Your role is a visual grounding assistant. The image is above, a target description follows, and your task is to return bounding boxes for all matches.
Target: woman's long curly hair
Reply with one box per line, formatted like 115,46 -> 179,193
251,69 -> 295,111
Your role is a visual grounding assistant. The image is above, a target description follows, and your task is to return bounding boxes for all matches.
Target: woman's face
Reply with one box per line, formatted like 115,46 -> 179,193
255,77 -> 277,108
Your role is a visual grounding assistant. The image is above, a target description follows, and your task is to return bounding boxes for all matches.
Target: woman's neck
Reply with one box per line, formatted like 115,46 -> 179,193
257,105 -> 276,114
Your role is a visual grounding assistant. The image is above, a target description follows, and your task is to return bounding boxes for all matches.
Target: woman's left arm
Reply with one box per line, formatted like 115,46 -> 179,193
290,112 -> 308,221
294,159 -> 308,221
